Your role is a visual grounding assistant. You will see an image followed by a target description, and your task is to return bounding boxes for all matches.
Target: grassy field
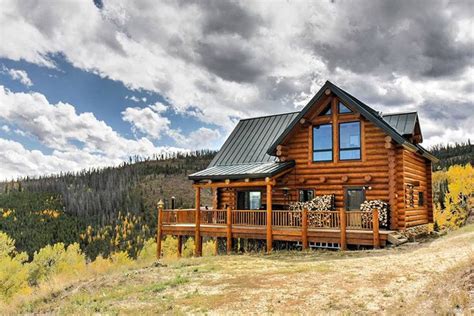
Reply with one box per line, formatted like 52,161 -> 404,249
21,225 -> 474,315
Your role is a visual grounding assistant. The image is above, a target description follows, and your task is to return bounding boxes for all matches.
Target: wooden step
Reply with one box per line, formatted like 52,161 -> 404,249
387,232 -> 408,246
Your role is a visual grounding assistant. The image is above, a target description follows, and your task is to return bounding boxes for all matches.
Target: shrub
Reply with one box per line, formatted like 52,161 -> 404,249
0,231 -> 30,299
137,238 -> 156,262
27,243 -> 86,285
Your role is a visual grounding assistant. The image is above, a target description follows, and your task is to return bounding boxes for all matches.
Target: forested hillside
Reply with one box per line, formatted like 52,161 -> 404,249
430,141 -> 473,170
0,151 -> 215,224
0,150 -> 216,258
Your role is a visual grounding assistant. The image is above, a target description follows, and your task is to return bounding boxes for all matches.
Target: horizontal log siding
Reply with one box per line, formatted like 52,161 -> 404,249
402,150 -> 431,227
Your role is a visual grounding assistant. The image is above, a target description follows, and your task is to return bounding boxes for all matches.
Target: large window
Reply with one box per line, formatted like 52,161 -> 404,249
299,189 -> 314,202
345,187 -> 365,211
313,124 -> 333,162
339,121 -> 361,160
339,102 -> 352,114
237,191 -> 261,210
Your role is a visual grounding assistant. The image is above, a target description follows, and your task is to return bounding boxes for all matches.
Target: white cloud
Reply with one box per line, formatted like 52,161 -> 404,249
1,125 -> 10,132
168,127 -> 221,149
122,106 -> 171,140
1,65 -> 33,87
0,86 -> 189,179
0,0 -> 472,154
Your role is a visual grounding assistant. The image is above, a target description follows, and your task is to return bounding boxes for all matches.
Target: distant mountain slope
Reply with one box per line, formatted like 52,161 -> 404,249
0,151 -> 216,225
430,141 -> 473,170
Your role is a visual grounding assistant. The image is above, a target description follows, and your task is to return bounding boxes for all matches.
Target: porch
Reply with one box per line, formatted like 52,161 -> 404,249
156,206 -> 392,258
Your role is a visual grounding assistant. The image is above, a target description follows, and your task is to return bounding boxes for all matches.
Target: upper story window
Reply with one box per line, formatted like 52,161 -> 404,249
320,105 -> 332,116
313,124 -> 333,162
339,121 -> 361,160
339,102 -> 352,114
299,189 -> 314,202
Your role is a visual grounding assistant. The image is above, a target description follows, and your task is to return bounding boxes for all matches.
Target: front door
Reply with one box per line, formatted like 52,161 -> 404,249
344,187 -> 365,211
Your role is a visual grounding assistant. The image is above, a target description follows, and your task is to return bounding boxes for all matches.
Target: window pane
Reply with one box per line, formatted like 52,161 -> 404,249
340,149 -> 361,160
249,192 -> 261,210
313,150 -> 332,161
339,102 -> 352,113
346,189 -> 365,211
340,122 -> 360,149
321,105 -> 332,115
313,124 -> 332,150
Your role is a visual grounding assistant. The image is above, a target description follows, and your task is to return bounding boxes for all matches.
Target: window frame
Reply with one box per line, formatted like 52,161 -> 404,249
338,102 -> 352,114
418,191 -> 424,207
298,189 -> 315,202
338,121 -> 362,161
312,123 -> 333,162
237,190 -> 262,210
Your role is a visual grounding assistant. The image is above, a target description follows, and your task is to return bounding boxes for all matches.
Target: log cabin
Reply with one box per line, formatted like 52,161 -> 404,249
157,81 -> 438,257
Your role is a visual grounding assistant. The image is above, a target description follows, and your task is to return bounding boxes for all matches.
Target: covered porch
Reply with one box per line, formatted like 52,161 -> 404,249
156,175 -> 392,258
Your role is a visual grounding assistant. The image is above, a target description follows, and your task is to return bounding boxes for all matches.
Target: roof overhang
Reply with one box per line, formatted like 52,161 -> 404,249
188,161 -> 295,181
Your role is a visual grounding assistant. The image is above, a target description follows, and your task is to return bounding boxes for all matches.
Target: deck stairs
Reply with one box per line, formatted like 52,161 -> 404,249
387,232 -> 408,246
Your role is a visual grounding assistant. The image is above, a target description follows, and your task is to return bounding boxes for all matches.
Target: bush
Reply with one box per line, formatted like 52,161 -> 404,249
27,243 -> 86,286
0,231 -> 30,300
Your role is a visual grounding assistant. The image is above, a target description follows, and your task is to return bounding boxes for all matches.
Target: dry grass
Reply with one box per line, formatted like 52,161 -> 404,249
18,224 -> 474,315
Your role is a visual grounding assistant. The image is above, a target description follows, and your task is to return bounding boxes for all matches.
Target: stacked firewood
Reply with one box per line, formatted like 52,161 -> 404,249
360,200 -> 389,227
289,195 -> 335,226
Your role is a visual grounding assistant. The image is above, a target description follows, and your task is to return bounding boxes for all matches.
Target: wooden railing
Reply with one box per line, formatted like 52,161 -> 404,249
200,209 -> 227,225
307,210 -> 340,229
346,211 -> 373,230
272,210 -> 302,227
159,208 -> 381,250
231,210 -> 267,226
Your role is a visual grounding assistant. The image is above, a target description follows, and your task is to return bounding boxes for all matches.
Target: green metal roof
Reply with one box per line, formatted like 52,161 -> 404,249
208,112 -> 299,167
188,161 -> 295,181
189,81 -> 438,182
382,112 -> 419,136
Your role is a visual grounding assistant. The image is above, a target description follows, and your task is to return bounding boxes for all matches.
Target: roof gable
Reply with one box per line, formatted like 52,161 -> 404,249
266,81 -> 437,162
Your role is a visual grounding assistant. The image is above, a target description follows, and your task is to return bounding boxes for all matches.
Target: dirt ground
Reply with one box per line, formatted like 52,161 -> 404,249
24,225 -> 474,315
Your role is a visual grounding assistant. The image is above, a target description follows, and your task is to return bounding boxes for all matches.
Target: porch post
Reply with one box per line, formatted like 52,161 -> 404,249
177,235 -> 182,258
226,206 -> 232,254
156,200 -> 164,259
302,207 -> 308,250
339,208 -> 347,250
266,180 -> 273,253
373,209 -> 380,249
194,186 -> 202,256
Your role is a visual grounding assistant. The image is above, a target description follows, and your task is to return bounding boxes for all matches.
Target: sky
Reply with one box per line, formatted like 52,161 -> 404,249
0,0 -> 472,180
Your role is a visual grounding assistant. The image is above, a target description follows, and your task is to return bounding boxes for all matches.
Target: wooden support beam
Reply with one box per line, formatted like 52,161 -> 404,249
302,208 -> 308,250
373,209 -> 380,249
298,177 -> 306,184
194,187 -> 202,257
226,207 -> 232,254
341,175 -> 348,183
156,200 -> 164,259
266,183 -> 273,253
319,176 -> 326,183
325,88 -> 331,95
364,175 -> 372,182
340,208 -> 347,250
177,235 -> 182,258
387,148 -> 398,229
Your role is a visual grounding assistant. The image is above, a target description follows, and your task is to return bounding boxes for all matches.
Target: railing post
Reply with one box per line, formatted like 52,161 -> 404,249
226,207 -> 232,254
373,209 -> 380,249
156,200 -> 164,259
340,208 -> 347,250
302,208 -> 308,250
266,182 -> 273,253
194,187 -> 202,256
177,235 -> 182,258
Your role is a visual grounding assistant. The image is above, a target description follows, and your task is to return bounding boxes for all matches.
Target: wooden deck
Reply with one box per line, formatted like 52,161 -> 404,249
157,207 -> 392,257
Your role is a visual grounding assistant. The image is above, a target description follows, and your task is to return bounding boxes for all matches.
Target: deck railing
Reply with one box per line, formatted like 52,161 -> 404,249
158,207 -> 381,254
232,210 -> 267,226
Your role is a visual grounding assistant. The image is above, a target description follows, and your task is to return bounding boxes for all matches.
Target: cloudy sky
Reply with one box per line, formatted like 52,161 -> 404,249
0,0 -> 472,179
